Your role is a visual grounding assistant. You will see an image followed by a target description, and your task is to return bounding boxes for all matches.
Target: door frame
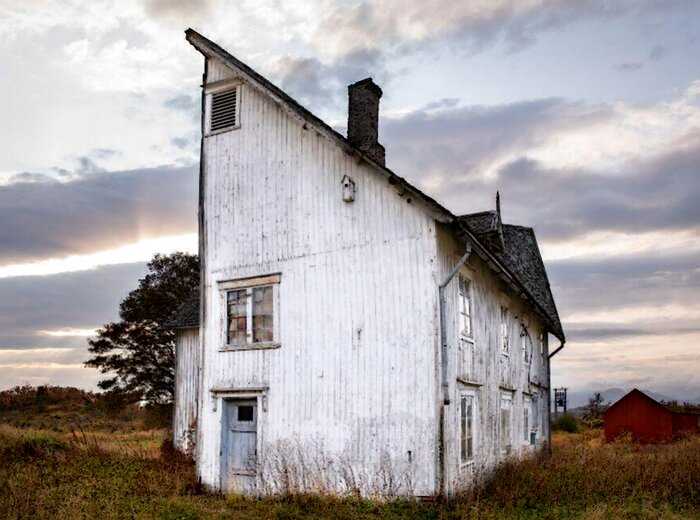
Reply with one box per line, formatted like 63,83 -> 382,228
211,387 -> 267,491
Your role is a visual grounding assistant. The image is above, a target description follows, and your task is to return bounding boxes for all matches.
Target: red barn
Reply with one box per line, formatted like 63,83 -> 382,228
604,389 -> 700,443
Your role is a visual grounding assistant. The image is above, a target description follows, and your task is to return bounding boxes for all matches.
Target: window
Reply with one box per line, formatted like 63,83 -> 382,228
500,306 -> 509,354
206,84 -> 241,135
458,277 -> 472,337
460,393 -> 475,464
522,328 -> 532,364
237,405 -> 254,422
220,274 -> 280,348
500,394 -> 512,455
459,338 -> 474,380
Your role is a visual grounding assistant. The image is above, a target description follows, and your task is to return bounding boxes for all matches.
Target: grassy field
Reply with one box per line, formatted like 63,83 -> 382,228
0,425 -> 698,520
0,387 -> 698,519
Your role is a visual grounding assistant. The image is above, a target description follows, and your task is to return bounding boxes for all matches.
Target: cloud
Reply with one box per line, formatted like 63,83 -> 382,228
272,48 -> 388,109
142,0 -> 216,23
377,85 -> 700,245
0,262 -> 148,350
616,62 -> 643,71
310,0 -> 697,59
382,96 -> 613,190
649,44 -> 668,61
0,164 -> 197,265
164,94 -> 198,114
566,325 -> 700,343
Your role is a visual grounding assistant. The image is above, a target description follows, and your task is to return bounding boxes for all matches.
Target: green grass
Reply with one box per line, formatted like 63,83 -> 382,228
0,426 -> 698,519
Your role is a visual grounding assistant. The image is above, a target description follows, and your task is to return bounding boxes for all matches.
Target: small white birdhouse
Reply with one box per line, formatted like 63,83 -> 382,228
341,175 -> 356,202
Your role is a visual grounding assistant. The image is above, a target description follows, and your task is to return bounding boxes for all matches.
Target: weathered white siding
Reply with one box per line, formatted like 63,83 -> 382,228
174,327 -> 200,455
196,58 -> 442,496
436,227 -> 550,494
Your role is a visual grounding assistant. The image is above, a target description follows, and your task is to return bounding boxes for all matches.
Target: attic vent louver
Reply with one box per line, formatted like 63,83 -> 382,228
210,88 -> 238,132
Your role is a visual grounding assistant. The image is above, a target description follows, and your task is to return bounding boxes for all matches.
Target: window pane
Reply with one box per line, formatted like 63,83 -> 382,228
501,401 -> 511,453
467,400 -> 473,459
237,405 -> 254,422
460,396 -> 467,462
501,307 -> 509,352
227,290 -> 247,344
252,285 -> 274,343
459,278 -> 472,337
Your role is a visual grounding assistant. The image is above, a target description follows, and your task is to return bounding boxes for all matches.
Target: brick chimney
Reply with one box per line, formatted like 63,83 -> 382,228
347,78 -> 385,166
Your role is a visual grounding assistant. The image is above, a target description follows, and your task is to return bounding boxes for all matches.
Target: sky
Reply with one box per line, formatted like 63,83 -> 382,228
1,0 -> 699,405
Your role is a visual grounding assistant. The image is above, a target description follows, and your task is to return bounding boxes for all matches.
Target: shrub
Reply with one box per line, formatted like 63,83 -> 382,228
552,413 -> 579,433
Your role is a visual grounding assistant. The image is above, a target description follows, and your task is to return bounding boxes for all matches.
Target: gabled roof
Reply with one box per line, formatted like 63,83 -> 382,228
605,389 -> 671,415
184,29 -> 565,342
459,218 -> 563,340
606,388 -> 700,416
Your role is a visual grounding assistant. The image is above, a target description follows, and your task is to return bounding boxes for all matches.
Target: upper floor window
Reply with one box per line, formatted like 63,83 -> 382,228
500,306 -> 509,354
460,392 -> 476,464
219,274 -> 280,349
458,277 -> 472,338
205,83 -> 241,136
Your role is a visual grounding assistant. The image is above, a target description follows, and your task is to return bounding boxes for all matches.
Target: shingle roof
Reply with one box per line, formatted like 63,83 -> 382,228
460,211 -> 499,235
497,225 -> 563,340
169,298 -> 200,329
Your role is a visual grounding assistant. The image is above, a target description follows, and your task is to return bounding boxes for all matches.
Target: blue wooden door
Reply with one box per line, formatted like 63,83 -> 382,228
220,399 -> 257,492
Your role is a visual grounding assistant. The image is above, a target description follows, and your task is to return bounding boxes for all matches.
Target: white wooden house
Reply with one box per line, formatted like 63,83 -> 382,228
171,29 -> 566,497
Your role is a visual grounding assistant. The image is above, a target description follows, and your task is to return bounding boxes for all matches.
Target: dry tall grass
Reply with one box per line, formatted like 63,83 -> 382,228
0,427 -> 698,519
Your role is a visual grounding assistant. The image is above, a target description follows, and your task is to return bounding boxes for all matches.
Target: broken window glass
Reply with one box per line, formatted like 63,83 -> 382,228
252,285 -> 274,343
227,289 -> 248,345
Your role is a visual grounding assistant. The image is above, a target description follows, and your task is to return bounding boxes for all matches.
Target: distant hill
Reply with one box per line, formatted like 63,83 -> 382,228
0,385 -> 170,432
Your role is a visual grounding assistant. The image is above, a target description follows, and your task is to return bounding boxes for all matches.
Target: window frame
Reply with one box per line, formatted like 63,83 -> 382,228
459,390 -> 478,467
218,274 -> 281,351
457,275 -> 473,340
204,80 -> 242,137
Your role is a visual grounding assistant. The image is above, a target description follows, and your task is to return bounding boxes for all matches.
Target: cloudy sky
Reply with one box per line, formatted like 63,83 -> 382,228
1,0 -> 699,404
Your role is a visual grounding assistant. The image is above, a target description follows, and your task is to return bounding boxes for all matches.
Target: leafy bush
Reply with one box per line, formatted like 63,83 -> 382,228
552,413 -> 579,433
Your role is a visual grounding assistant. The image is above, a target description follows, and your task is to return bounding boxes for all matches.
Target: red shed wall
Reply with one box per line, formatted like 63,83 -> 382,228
672,413 -> 700,436
604,392 -> 673,443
